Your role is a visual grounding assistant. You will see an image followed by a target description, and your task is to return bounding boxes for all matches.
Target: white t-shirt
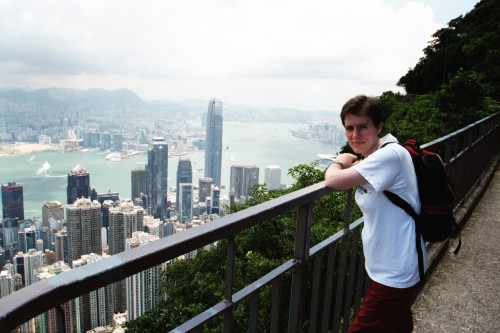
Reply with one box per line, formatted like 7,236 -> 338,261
353,134 -> 426,288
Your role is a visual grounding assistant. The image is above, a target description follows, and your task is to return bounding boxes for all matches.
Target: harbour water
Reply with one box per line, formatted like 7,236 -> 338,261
1,122 -> 341,219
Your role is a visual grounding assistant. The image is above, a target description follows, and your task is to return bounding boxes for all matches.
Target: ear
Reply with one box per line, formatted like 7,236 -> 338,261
377,122 -> 383,135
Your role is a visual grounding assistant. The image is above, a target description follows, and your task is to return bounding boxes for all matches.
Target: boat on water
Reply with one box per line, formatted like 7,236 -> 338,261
105,152 -> 122,161
315,153 -> 338,168
105,150 -> 143,162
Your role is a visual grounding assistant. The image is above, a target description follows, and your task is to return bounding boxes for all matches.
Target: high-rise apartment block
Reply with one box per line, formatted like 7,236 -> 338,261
230,165 -> 259,199
264,165 -> 282,190
42,201 -> 64,227
204,99 -> 223,186
125,232 -> 163,321
107,201 -> 144,313
176,157 -> 192,211
2,180 -> 24,220
147,137 -> 168,219
55,228 -> 68,263
36,261 -> 73,333
108,201 -> 144,255
0,270 -> 14,298
198,177 -> 213,203
66,198 -> 102,267
143,216 -> 163,238
67,165 -> 91,204
72,253 -> 113,331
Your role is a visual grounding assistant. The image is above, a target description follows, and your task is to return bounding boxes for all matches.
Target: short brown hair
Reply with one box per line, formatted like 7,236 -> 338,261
340,95 -> 383,127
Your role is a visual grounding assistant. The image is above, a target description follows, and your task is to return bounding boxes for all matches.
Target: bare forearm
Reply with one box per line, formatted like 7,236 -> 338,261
324,153 -> 366,190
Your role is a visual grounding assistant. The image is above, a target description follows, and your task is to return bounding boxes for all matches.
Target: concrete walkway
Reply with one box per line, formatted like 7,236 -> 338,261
412,165 -> 500,333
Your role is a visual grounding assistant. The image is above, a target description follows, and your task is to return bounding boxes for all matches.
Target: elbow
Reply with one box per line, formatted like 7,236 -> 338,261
325,176 -> 342,190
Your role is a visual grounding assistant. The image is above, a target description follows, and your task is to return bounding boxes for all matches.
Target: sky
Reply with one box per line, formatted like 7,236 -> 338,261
0,0 -> 479,111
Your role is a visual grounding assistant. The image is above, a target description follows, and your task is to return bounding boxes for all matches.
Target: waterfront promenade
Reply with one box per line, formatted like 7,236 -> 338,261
413,163 -> 500,333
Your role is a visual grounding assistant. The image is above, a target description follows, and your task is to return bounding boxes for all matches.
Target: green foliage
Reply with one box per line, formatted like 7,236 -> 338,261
382,92 -> 447,143
398,0 -> 500,100
287,162 -> 325,190
436,68 -> 495,128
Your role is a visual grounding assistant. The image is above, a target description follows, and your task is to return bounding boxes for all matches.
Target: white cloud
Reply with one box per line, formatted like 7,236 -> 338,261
0,0 -> 478,111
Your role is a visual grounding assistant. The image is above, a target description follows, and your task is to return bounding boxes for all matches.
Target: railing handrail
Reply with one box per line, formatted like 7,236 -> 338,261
0,181 -> 333,331
0,111 -> 498,332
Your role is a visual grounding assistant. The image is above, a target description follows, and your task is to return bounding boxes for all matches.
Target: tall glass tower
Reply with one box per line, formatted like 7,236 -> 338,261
147,137 -> 168,219
204,99 -> 223,186
1,181 -> 24,220
176,157 -> 192,211
67,165 -> 90,205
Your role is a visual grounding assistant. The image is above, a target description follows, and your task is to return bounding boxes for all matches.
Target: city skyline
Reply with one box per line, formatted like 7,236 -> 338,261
0,1 -> 479,111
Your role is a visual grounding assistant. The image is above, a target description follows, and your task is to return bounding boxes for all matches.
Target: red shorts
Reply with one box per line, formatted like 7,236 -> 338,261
348,279 -> 421,333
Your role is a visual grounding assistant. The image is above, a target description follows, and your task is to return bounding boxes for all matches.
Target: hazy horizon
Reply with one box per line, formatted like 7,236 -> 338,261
0,0 -> 479,112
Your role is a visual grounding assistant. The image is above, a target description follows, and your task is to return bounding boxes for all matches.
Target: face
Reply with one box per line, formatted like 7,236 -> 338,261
344,114 -> 382,157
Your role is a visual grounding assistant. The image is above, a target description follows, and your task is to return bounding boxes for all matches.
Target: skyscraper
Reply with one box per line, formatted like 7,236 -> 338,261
55,229 -> 68,263
66,198 -> 102,267
42,201 -> 64,227
264,165 -> 282,190
1,181 -> 24,220
67,165 -> 91,204
178,183 -> 193,223
230,165 -> 259,199
147,137 -> 168,219
18,226 -> 36,254
211,186 -> 221,215
131,167 -> 148,201
204,99 -> 223,186
176,157 -> 192,211
198,177 -> 213,203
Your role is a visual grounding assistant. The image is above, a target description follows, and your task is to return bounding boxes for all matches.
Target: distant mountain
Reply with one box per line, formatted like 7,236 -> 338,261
0,87 -> 334,123
0,87 -> 149,110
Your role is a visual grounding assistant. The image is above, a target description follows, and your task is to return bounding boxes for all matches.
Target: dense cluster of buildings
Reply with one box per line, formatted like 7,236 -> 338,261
0,99 -> 284,333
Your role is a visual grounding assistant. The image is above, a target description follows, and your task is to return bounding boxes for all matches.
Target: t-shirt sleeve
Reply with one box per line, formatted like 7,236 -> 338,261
353,147 -> 400,193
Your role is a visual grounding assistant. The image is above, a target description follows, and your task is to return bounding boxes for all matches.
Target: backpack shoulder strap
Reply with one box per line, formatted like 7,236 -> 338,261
383,190 -> 418,221
384,191 -> 426,282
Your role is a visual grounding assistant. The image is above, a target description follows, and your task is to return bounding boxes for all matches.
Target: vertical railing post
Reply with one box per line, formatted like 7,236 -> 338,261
288,203 -> 313,333
56,306 -> 66,333
344,189 -> 354,233
223,235 -> 235,333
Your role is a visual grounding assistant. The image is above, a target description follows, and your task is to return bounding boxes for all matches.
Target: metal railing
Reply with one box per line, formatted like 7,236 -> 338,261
0,112 -> 498,333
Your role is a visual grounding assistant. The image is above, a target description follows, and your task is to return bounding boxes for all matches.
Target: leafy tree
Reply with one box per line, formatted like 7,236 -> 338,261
398,0 -> 500,100
436,68 -> 494,129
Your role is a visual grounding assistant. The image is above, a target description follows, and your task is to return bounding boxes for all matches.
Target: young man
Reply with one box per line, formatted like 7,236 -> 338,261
325,95 -> 426,332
